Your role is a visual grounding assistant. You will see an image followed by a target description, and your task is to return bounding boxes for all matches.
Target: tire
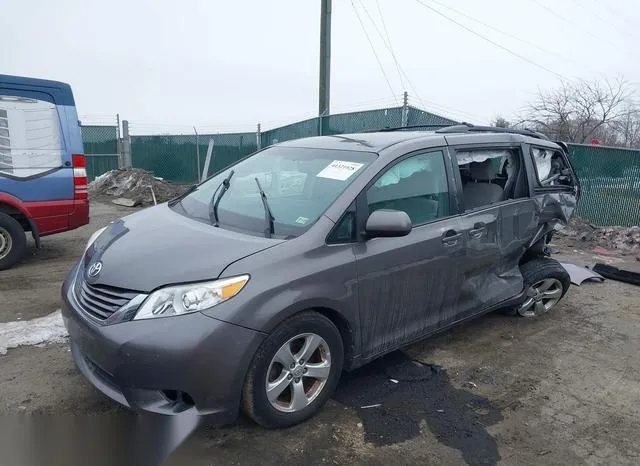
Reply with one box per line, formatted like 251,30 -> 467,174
0,213 -> 27,271
506,258 -> 571,317
242,311 -> 344,428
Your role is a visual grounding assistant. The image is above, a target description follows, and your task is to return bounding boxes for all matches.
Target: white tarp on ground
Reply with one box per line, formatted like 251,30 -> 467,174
0,310 -> 68,355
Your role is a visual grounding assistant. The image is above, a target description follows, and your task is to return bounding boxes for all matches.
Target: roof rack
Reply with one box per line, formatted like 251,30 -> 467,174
369,124 -> 454,132
435,123 -> 550,140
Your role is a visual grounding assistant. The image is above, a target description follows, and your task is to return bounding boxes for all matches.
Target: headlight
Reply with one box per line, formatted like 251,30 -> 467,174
84,226 -> 107,253
133,275 -> 250,320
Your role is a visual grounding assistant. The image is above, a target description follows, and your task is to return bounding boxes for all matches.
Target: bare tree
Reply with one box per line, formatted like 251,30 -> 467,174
492,116 -> 511,128
612,105 -> 640,148
523,78 -> 634,144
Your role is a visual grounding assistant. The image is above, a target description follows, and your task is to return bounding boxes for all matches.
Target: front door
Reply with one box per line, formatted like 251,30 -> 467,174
354,149 -> 466,358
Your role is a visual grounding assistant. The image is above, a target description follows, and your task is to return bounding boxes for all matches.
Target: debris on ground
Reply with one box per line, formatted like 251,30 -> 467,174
112,197 -> 139,207
360,404 -> 382,409
555,218 -> 640,253
592,263 -> 640,286
560,262 -> 605,286
89,168 -> 190,207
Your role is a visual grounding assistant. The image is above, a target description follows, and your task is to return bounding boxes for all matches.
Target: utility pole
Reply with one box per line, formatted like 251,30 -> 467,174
318,0 -> 332,117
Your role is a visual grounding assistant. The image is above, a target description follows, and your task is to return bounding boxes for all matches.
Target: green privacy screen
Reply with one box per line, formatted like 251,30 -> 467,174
80,107 -> 640,227
81,125 -> 119,181
129,106 -> 458,184
567,144 -> 640,227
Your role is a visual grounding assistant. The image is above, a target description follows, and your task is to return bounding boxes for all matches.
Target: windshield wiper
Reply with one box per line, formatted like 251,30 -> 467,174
209,170 -> 234,227
168,184 -> 197,206
254,177 -> 275,238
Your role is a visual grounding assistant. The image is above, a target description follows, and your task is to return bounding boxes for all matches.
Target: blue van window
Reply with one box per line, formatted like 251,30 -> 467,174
0,95 -> 63,178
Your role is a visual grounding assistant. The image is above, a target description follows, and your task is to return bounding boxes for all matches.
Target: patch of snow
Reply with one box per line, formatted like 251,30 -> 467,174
0,310 -> 68,355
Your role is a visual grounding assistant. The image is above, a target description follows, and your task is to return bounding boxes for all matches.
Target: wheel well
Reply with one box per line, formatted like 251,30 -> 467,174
312,307 -> 354,367
0,203 -> 30,231
519,231 -> 553,266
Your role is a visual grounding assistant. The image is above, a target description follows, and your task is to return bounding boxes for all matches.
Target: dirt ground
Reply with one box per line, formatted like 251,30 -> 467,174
1,201 -> 639,466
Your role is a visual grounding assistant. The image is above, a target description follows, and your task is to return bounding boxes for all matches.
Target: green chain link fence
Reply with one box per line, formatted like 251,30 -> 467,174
131,133 -> 257,184
567,143 -> 640,227
80,125 -> 119,180
80,107 -> 640,227
129,106 -> 457,183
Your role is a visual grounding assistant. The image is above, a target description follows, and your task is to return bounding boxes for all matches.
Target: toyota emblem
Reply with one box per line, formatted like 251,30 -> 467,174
88,261 -> 103,278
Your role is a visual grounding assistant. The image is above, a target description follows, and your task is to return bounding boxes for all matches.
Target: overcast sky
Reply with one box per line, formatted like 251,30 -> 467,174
3,0 -> 639,134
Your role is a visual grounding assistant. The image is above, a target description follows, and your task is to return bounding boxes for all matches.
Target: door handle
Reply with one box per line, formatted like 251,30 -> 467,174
442,229 -> 462,246
469,222 -> 486,238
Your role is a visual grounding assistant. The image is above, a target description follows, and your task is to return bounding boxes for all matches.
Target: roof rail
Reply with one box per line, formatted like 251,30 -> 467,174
435,123 -> 550,140
368,124 -> 454,132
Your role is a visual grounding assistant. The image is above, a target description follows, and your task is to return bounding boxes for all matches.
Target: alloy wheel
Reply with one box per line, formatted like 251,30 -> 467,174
265,333 -> 331,413
517,278 -> 564,317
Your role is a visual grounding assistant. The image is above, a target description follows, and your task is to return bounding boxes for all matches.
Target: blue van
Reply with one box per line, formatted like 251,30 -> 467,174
0,74 -> 89,270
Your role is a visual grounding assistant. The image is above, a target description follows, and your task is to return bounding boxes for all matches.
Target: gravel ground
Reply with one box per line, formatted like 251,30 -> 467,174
1,201 -> 639,465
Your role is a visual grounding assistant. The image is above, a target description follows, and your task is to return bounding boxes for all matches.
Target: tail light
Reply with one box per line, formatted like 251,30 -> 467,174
72,154 -> 88,200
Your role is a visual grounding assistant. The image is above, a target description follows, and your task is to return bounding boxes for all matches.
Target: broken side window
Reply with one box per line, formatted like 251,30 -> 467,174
531,147 -> 573,187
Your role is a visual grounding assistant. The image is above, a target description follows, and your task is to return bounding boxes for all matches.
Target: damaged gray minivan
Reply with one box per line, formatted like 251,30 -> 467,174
61,124 -> 580,428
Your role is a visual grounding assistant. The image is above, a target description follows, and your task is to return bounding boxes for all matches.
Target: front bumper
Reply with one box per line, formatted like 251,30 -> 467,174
61,264 -> 266,424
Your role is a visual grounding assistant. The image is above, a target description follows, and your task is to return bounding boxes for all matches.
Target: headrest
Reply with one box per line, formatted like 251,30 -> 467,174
468,160 -> 495,182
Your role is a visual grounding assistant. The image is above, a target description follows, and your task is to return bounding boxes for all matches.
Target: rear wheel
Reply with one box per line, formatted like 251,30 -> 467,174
0,213 -> 27,271
242,311 -> 344,428
507,258 -> 571,318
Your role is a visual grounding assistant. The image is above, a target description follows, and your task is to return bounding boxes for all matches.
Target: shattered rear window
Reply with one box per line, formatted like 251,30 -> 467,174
532,147 -> 553,182
456,149 -> 513,178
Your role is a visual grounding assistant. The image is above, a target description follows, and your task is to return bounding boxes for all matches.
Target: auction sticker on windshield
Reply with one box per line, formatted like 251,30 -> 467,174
316,160 -> 364,181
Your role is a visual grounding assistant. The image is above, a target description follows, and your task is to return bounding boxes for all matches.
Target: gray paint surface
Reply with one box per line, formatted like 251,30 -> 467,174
62,130 -> 579,422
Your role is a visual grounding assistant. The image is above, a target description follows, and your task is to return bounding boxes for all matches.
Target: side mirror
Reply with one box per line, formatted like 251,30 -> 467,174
365,209 -> 412,238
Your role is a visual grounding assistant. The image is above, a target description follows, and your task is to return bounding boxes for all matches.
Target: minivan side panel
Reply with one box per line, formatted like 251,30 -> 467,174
208,216 -> 363,363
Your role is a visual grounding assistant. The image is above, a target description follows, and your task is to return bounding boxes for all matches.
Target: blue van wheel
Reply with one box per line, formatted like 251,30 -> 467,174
0,213 -> 27,270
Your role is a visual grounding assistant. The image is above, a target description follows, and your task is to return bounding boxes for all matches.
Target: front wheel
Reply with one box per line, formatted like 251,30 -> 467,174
242,311 -> 344,428
509,258 -> 571,317
0,213 -> 27,271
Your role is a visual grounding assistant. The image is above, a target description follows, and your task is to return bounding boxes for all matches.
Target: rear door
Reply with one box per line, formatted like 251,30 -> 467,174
353,148 -> 466,358
0,83 -> 73,204
527,142 -> 580,224
449,143 -> 539,319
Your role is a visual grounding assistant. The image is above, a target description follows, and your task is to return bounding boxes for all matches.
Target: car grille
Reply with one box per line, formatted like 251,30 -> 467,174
74,277 -> 139,320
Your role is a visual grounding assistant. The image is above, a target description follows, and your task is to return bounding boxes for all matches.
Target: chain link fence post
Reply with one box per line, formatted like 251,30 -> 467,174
401,91 -> 409,127
194,127 -> 200,183
256,123 -> 262,150
122,120 -> 132,168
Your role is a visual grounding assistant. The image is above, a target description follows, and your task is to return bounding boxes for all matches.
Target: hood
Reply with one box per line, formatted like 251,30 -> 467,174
83,204 -> 283,292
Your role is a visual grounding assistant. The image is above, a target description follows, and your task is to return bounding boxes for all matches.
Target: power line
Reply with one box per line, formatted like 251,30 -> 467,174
350,0 -> 399,106
352,0 -> 429,110
413,0 -> 565,79
529,0 -> 629,52
371,0 -> 406,91
587,0 -> 640,39
348,4 -> 490,124
424,0 -> 598,75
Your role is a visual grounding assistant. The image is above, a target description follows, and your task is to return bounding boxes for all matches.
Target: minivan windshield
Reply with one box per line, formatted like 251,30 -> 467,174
176,146 -> 376,238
